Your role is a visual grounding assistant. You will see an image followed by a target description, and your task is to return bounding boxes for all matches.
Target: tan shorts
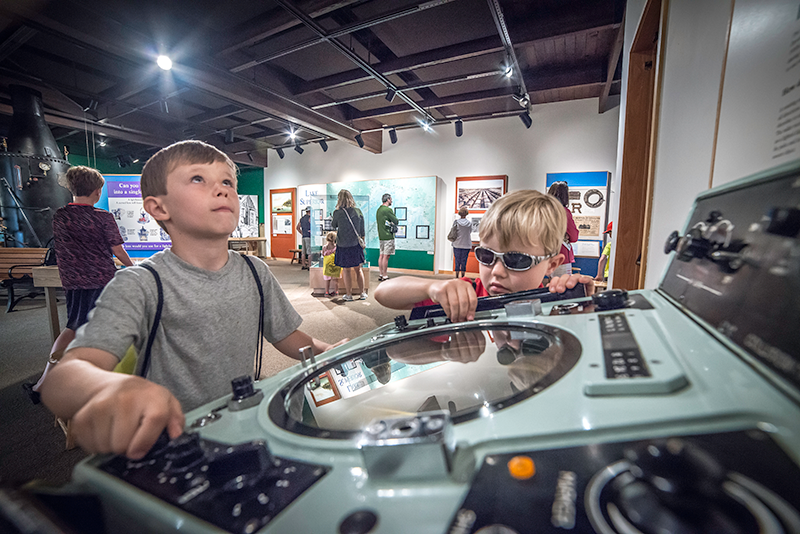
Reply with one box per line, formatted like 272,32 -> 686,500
379,239 -> 396,255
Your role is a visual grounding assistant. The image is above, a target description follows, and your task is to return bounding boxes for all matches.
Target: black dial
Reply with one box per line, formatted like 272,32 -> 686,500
592,289 -> 629,310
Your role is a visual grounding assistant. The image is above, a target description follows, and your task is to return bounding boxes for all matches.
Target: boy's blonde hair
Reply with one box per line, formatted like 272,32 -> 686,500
458,206 -> 469,218
326,231 -> 337,244
479,190 -> 566,256
141,140 -> 237,199
59,166 -> 104,197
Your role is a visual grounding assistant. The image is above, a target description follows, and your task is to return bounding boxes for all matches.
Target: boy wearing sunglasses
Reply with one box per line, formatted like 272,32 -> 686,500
374,190 -> 594,322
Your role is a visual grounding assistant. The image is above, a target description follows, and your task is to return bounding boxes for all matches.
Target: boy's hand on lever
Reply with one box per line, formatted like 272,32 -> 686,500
548,273 -> 596,296
429,278 -> 478,323
71,376 -> 185,460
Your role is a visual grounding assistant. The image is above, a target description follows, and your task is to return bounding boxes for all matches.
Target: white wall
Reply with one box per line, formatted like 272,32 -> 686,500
643,0 -> 733,288
264,98 -> 619,272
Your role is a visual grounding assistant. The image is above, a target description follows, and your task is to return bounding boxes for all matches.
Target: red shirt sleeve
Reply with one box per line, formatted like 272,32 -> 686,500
413,277 -> 488,307
565,207 -> 579,243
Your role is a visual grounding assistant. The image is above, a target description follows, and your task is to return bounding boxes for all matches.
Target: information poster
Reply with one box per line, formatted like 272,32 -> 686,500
233,195 -> 259,237
97,174 -> 169,258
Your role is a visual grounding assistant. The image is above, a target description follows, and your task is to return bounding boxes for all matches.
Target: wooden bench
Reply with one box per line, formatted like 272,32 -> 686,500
289,249 -> 302,264
0,247 -> 49,312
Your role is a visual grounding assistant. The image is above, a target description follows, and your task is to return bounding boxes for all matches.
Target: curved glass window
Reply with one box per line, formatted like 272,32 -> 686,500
268,323 -> 581,439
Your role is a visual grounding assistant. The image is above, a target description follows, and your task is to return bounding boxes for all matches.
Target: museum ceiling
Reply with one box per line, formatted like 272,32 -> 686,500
0,0 -> 626,167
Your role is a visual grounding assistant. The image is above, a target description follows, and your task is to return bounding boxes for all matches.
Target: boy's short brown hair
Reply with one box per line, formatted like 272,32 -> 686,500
140,140 -> 237,199
458,206 -> 469,218
59,166 -> 104,197
479,190 -> 566,256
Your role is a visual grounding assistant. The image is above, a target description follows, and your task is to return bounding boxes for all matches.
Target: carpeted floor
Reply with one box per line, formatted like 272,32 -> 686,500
0,259 -> 450,486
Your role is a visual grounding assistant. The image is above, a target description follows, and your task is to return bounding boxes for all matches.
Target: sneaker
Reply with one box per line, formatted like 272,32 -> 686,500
22,382 -> 40,405
360,292 -> 368,300
342,294 -> 354,302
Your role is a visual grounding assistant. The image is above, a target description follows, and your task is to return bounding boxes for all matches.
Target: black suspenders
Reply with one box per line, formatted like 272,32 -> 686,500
137,256 -> 265,379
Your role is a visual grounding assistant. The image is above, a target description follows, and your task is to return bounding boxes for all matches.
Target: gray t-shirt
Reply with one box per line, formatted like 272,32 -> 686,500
69,249 -> 302,412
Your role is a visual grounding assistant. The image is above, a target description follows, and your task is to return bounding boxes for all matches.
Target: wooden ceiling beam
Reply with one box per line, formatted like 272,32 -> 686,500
599,8 -> 626,113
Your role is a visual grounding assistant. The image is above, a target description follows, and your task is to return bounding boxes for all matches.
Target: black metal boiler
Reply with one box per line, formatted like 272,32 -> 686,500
0,85 -> 72,247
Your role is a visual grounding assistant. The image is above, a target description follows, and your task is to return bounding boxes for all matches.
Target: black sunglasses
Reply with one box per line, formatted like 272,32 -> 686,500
474,246 -> 552,271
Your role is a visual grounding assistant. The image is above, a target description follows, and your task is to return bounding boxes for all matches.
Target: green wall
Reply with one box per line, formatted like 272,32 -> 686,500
365,249 -> 433,271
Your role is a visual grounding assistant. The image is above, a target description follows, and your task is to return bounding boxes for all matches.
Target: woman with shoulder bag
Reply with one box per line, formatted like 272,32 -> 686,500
547,181 -> 579,277
330,189 -> 367,301
450,206 -> 473,278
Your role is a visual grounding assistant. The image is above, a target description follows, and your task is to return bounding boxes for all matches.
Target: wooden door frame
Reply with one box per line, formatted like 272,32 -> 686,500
269,187 -> 296,259
614,0 -> 668,289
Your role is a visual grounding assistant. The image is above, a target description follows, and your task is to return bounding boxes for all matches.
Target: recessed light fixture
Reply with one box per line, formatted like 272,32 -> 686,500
157,55 -> 172,71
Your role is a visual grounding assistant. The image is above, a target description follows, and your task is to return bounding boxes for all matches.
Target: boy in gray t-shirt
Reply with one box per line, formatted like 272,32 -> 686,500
41,141 -> 342,460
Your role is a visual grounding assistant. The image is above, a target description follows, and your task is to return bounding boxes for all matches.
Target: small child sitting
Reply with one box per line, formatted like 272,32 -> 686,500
322,231 -> 341,297
375,190 -> 594,322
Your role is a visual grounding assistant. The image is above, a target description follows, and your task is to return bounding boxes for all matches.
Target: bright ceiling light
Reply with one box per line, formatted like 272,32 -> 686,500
289,129 -> 296,141
504,65 -> 513,78
422,122 -> 432,132
98,139 -> 106,147
157,55 -> 173,71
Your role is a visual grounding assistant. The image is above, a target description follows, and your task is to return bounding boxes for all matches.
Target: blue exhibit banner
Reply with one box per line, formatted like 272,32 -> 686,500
97,174 -> 170,258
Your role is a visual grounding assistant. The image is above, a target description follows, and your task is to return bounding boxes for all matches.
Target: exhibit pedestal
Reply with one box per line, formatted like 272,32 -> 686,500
309,265 -> 370,296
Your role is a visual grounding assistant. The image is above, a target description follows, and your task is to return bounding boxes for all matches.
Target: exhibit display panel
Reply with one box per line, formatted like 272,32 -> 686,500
97,174 -> 169,258
546,171 -> 611,277
298,176 -> 437,271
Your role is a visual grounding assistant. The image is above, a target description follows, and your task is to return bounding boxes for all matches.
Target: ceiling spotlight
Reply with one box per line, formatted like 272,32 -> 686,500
422,122 -> 432,133
294,144 -> 304,154
289,128 -> 296,141
319,139 -> 328,152
355,133 -> 364,148
98,139 -> 106,147
132,157 -> 140,164
389,128 -> 397,144
157,55 -> 173,71
83,99 -> 98,112
455,119 -> 463,137
224,129 -> 234,144
276,147 -> 285,159
385,88 -> 396,102
116,154 -> 128,168
159,100 -> 169,114
503,65 -> 513,78
247,152 -> 254,162
519,111 -> 532,129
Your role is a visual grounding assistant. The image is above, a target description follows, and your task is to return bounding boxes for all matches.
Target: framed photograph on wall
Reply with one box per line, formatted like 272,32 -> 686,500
309,371 -> 341,407
394,207 -> 407,220
396,225 -> 407,238
455,175 -> 507,213
416,225 -> 429,239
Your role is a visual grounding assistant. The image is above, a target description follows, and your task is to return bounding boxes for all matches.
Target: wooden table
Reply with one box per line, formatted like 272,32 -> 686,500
228,237 -> 267,257
32,265 -> 62,343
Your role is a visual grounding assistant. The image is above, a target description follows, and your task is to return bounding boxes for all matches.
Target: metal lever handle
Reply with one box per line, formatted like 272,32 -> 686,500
299,345 -> 320,386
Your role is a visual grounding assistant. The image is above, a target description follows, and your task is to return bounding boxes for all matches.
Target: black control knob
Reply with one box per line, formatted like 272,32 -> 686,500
664,230 -> 680,254
592,289 -> 629,310
426,318 -> 436,328
675,227 -> 712,262
231,375 -> 256,401
611,439 -> 757,534
394,315 -> 408,331
163,432 -> 205,470
766,206 -> 800,237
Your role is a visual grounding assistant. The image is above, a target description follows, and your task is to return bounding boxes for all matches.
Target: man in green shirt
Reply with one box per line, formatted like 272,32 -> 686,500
376,193 -> 399,281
